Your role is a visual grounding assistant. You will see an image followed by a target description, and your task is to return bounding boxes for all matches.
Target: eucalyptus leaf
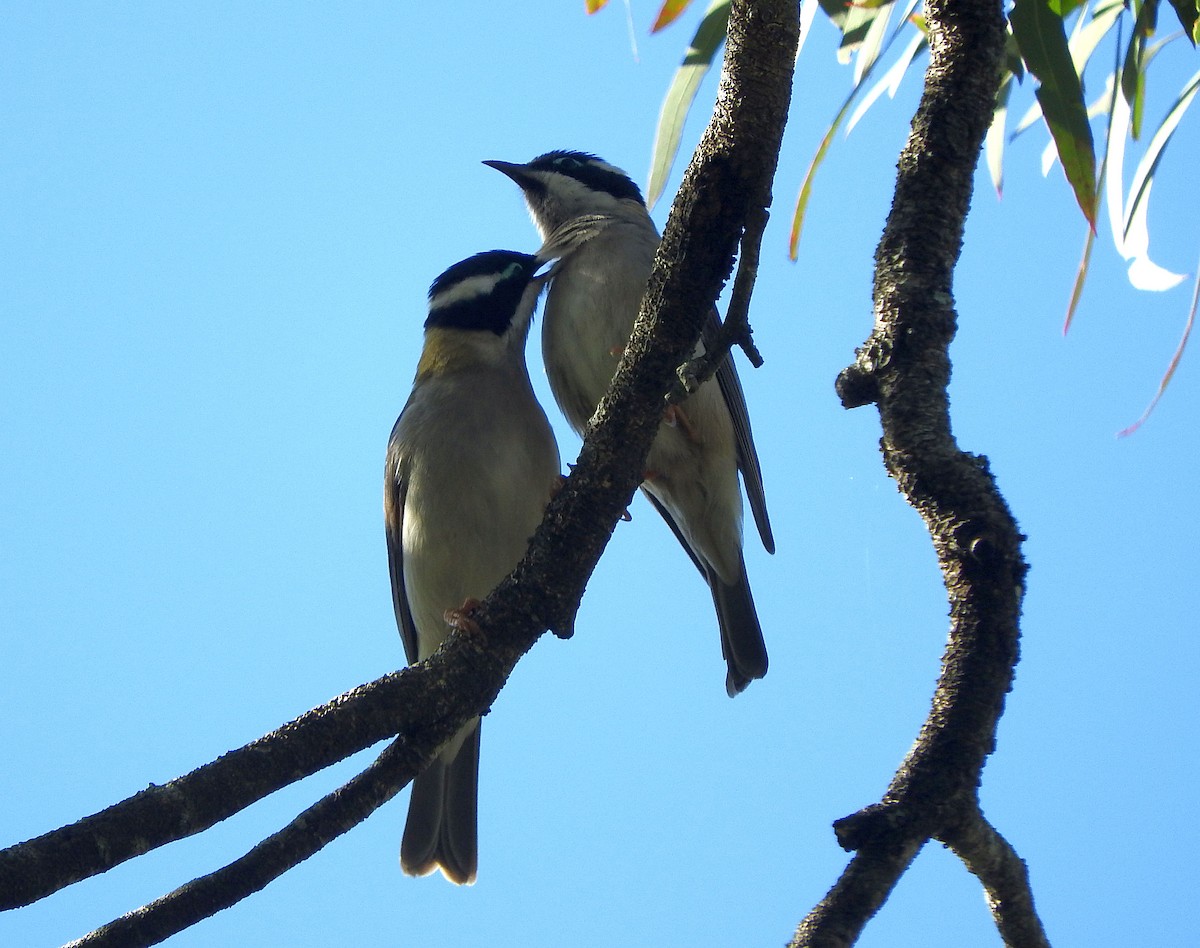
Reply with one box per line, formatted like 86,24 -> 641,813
1011,0 -> 1099,223
645,0 -> 731,209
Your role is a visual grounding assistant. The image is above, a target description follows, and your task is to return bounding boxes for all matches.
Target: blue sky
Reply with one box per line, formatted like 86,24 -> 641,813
2,4 -> 1198,946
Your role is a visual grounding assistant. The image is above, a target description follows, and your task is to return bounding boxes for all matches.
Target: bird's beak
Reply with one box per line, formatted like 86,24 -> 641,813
483,159 -> 533,187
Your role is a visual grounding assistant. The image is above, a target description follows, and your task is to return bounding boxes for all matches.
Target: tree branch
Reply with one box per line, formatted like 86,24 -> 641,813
1,0 -> 798,939
793,0 -> 1043,942
65,739 -> 413,948
939,803 -> 1051,948
0,670 -> 426,909
670,204 -> 770,402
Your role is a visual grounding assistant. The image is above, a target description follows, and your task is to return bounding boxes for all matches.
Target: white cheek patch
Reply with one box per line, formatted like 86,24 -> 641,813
429,272 -> 502,312
590,159 -> 631,179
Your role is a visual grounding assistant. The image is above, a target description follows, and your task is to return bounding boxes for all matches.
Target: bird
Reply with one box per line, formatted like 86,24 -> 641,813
383,248 -> 562,884
483,150 -> 775,697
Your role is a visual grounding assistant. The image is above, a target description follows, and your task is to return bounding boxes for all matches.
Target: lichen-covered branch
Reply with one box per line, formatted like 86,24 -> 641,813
793,0 -> 1043,941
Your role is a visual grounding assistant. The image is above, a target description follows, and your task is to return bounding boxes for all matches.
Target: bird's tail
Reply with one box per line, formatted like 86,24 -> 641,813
708,556 -> 769,697
400,721 -> 480,885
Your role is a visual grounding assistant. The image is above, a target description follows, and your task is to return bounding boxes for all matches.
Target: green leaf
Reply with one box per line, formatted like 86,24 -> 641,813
1010,0 -> 1099,224
1164,0 -> 1199,44
1121,0 -> 1161,139
853,0 -> 895,83
645,0 -> 731,209
1011,0 -> 1122,141
835,4 -> 887,64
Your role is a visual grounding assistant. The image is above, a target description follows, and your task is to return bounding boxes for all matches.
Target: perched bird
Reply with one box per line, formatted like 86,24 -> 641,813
484,150 -> 775,697
384,249 -> 561,884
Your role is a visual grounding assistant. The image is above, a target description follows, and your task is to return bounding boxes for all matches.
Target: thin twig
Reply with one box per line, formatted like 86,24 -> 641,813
668,205 -> 770,403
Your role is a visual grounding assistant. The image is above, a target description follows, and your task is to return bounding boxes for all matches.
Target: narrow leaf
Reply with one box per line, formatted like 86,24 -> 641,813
1164,0 -> 1199,42
1011,0 -> 1099,224
846,11 -> 925,133
854,0 -> 895,84
1120,67 -> 1199,289
836,4 -> 886,64
1118,256 -> 1199,436
796,0 -> 822,59
645,0 -> 731,209
1121,0 -> 1161,138
1124,67 -> 1200,243
1011,0 -> 1122,142
789,102 -> 850,259
791,0 -> 923,256
652,0 -> 696,32
1063,220 -> 1097,334
987,73 -> 1015,196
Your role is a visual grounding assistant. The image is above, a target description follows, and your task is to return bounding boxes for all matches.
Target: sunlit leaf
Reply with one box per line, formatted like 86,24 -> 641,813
1124,66 -> 1200,242
1121,0 -> 1161,138
1065,59 -> 1120,334
1104,62 -> 1134,251
1164,0 -> 1199,43
796,0 -> 822,59
986,73 -> 1015,196
835,3 -> 886,64
586,0 -> 610,13
1011,0 -> 1099,224
791,0 -> 918,257
846,7 -> 925,132
1118,68 -> 1200,289
651,0 -> 695,32
1073,0 -> 1127,70
1063,220 -> 1097,334
789,98 -> 852,260
645,0 -> 731,209
854,0 -> 895,83
1118,259 -> 1199,436
816,0 -> 856,32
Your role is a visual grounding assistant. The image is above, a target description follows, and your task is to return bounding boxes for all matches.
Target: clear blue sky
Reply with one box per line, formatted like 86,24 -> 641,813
2,4 -> 1197,946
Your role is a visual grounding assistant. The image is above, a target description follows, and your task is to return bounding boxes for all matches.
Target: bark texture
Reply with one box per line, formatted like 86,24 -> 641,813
793,0 -> 1046,943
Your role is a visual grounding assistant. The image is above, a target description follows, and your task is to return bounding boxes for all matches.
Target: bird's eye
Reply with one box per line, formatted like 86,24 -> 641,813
501,262 -> 524,279
554,156 -> 582,170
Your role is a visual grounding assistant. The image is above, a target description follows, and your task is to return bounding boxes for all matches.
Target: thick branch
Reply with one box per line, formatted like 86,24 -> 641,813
795,0 -> 1042,942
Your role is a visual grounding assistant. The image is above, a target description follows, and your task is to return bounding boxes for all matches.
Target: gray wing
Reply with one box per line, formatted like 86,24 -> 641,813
384,422 -> 420,664
641,487 -> 706,579
706,308 -> 775,554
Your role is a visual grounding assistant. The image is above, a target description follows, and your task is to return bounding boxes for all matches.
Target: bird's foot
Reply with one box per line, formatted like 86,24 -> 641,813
444,599 -> 484,636
663,404 -> 700,443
